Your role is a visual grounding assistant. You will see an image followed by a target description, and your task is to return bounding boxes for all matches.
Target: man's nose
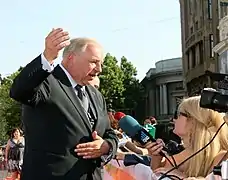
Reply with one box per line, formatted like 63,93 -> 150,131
95,63 -> 102,73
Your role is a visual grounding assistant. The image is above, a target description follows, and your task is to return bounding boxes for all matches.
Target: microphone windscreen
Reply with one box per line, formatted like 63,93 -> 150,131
114,112 -> 126,121
118,115 -> 141,137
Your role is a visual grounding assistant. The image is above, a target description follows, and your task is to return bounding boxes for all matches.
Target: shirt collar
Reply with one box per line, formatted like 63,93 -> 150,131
59,63 -> 85,90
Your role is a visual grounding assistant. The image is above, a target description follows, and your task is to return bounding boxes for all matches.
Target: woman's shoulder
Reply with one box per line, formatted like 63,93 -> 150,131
20,136 -> 25,143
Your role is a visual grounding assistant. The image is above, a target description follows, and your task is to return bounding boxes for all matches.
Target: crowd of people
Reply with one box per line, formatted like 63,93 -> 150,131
104,96 -> 228,180
1,28 -> 228,180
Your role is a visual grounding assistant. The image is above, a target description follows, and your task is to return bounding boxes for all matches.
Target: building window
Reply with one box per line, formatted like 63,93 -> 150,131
220,1 -> 228,19
190,27 -> 193,34
192,47 -> 196,68
189,0 -> 194,15
195,21 -> 198,30
208,0 -> 212,19
186,52 -> 190,70
209,34 -> 214,57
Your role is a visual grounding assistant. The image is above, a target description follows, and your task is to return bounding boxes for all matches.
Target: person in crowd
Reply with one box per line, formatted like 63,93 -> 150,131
5,128 -> 25,180
145,96 -> 228,178
9,28 -> 118,180
108,111 -> 118,130
143,116 -> 157,126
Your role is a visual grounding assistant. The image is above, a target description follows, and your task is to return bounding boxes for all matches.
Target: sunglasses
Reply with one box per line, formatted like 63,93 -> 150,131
174,110 -> 189,119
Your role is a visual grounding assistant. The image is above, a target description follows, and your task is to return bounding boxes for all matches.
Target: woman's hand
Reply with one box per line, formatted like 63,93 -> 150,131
115,151 -> 126,160
145,139 -> 164,156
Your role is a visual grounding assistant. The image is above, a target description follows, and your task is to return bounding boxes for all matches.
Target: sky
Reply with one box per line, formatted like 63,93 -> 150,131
0,0 -> 181,81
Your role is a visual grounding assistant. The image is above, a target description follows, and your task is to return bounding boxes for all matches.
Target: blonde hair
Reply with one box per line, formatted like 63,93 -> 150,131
178,96 -> 228,177
62,37 -> 103,58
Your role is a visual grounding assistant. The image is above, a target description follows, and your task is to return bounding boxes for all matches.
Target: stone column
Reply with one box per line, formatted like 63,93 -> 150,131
163,84 -> 168,114
159,85 -> 163,115
155,86 -> 159,116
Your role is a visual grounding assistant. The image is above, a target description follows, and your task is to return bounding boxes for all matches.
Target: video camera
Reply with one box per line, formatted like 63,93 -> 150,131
213,160 -> 228,179
200,71 -> 228,179
200,71 -> 228,112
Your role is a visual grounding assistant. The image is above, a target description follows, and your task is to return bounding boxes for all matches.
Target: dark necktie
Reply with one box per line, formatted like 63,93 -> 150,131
75,85 -> 89,111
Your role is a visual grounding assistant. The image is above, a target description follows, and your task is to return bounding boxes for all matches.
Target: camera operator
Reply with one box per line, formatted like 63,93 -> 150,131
145,96 -> 228,179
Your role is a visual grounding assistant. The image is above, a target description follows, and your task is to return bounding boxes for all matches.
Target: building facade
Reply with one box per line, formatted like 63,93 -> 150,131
213,15 -> 228,75
140,57 -> 186,123
179,0 -> 228,95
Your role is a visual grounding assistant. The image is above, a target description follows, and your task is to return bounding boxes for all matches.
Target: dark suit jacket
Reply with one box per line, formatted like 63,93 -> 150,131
9,55 -> 118,180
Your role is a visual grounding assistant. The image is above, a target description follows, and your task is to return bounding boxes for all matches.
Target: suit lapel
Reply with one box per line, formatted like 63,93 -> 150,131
52,65 -> 92,132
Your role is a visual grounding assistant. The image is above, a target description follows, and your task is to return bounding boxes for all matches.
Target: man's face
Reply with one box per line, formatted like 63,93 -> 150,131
69,44 -> 103,85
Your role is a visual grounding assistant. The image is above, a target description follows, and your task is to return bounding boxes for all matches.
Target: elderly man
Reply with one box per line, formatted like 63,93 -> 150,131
10,28 -> 118,180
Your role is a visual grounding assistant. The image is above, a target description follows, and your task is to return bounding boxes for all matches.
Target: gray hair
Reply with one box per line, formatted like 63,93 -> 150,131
62,37 -> 102,58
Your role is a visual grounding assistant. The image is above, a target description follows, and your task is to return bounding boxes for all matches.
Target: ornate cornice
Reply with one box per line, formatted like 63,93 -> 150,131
213,39 -> 228,55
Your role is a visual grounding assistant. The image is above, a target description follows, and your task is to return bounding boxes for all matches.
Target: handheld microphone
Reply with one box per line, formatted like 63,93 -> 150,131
114,112 -> 125,121
117,115 -> 169,156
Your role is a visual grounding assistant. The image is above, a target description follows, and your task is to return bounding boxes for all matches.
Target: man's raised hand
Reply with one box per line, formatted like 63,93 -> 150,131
43,28 -> 70,63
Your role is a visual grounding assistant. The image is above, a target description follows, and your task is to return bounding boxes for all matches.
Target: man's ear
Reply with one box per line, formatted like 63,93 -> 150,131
68,54 -> 73,60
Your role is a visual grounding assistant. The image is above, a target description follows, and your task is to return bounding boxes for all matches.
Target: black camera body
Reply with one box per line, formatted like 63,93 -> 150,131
200,71 -> 228,112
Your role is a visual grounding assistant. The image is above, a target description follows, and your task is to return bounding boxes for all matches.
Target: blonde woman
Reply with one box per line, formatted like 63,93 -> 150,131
146,96 -> 228,178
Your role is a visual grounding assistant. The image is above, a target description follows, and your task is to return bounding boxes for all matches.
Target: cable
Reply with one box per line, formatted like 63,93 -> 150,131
162,152 -> 178,168
170,155 -> 178,168
163,153 -> 175,168
158,122 -> 226,180
159,173 -> 183,180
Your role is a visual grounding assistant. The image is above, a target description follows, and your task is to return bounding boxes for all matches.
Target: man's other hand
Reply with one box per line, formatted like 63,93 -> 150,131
75,131 -> 110,159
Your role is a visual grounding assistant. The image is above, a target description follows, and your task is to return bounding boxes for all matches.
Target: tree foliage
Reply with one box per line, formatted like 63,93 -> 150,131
99,53 -> 125,109
120,56 -> 141,111
0,71 -> 22,143
99,54 -> 141,113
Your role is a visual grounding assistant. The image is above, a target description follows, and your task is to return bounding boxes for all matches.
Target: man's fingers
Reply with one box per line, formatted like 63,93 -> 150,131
51,31 -> 69,43
76,149 -> 101,159
77,151 -> 96,157
76,142 -> 96,149
82,151 -> 101,159
53,35 -> 70,47
47,28 -> 63,38
75,147 -> 95,153
56,41 -> 70,50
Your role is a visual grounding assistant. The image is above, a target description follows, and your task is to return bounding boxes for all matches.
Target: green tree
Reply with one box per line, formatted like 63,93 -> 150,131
99,54 -> 141,114
0,71 -> 22,142
120,56 -> 142,113
99,53 -> 125,110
